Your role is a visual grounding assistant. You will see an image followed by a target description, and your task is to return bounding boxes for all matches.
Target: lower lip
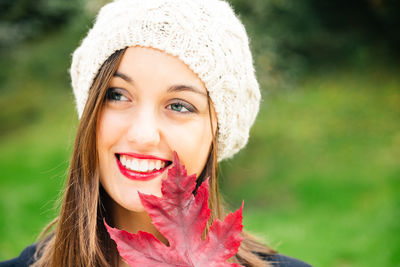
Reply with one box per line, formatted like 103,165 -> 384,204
116,156 -> 167,181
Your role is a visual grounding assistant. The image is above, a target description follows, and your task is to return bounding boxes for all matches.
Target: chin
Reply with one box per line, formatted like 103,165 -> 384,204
101,175 -> 164,214
118,187 -> 163,213
117,191 -> 146,212
124,203 -> 146,213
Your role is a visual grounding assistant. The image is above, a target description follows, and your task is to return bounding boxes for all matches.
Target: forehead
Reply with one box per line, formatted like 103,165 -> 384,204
116,46 -> 207,94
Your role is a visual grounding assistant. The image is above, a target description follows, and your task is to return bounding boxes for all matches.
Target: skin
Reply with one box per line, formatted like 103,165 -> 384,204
96,47 -> 217,254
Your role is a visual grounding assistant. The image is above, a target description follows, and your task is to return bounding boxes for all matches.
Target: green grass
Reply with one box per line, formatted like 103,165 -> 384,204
0,18 -> 84,259
0,20 -> 399,266
220,69 -> 400,266
0,107 -> 76,259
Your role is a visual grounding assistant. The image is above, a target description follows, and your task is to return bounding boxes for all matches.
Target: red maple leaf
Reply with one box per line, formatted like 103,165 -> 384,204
104,152 -> 244,267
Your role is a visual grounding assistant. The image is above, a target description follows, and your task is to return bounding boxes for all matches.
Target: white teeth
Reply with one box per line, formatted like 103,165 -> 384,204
149,161 -> 155,171
156,161 -> 161,170
140,160 -> 148,172
120,155 -> 166,173
132,160 -> 138,170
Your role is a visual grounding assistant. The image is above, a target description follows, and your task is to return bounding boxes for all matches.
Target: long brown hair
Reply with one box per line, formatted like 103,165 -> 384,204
32,48 -> 275,267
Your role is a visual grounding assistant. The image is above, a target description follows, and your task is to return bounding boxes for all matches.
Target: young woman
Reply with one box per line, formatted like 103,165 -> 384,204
1,0 -> 311,266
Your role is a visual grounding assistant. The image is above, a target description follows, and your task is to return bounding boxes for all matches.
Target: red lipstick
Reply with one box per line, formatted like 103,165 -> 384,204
115,153 -> 171,181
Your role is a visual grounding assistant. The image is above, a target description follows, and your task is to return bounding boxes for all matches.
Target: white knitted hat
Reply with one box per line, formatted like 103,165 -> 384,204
70,0 -> 261,161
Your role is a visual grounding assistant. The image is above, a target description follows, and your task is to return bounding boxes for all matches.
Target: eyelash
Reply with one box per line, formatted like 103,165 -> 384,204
167,100 -> 196,113
105,88 -> 197,113
105,88 -> 128,102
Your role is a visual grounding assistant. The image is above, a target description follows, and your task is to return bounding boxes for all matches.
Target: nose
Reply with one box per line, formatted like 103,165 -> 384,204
126,108 -> 161,148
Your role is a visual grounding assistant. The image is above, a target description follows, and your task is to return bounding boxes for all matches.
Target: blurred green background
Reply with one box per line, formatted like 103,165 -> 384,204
1,0 -> 399,266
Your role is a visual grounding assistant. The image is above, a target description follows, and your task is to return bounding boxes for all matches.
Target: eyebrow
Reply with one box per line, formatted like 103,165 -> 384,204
113,71 -> 207,97
167,85 -> 207,97
114,71 -> 134,84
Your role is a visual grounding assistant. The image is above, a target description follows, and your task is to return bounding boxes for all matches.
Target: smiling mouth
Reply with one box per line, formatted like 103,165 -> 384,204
115,153 -> 172,181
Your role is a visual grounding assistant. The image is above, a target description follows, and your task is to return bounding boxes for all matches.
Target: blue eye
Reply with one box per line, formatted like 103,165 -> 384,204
167,100 -> 196,113
106,88 -> 128,101
170,103 -> 188,112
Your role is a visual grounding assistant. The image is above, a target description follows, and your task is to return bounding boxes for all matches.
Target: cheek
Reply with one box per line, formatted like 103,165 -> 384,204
97,111 -> 124,196
165,119 -> 214,176
97,111 -> 118,195
97,110 -> 132,163
97,111 -> 120,151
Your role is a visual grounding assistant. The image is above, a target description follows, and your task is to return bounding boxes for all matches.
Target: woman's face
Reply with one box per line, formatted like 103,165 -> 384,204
97,46 -> 217,212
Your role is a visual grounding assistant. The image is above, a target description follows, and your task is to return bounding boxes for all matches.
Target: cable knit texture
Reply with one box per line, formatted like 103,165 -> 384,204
70,0 -> 261,161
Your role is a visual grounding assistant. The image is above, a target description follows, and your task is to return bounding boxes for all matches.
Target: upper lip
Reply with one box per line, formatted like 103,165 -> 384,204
116,152 -> 171,163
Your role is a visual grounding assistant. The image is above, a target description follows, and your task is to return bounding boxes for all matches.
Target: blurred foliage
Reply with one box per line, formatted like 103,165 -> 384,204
0,0 -> 83,48
228,0 -> 400,85
0,12 -> 90,135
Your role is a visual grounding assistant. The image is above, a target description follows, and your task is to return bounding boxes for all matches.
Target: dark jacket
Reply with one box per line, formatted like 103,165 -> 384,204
0,243 -> 311,267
